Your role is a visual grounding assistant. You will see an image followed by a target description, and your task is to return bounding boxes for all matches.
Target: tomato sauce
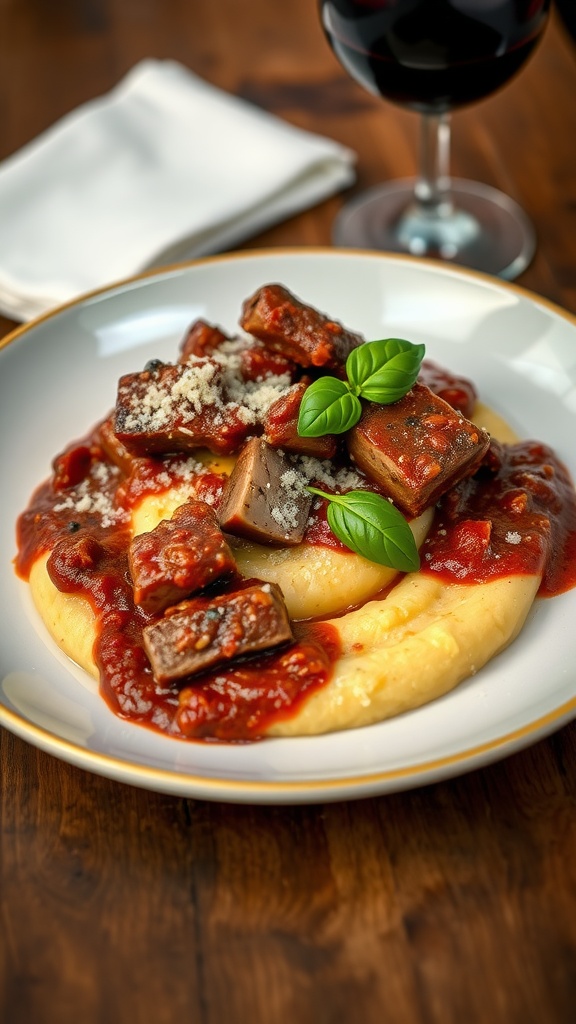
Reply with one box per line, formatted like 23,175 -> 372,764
15,411 -> 576,742
420,439 -> 576,594
15,427 -> 341,741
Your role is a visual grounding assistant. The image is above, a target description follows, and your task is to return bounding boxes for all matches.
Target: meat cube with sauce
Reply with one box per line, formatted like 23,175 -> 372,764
179,318 -> 297,383
142,581 -> 293,683
129,500 -> 237,614
347,383 -> 490,518
96,414 -> 135,476
179,319 -> 231,362
237,342 -> 296,383
114,360 -> 251,457
52,444 -> 95,491
264,381 -> 338,459
240,283 -> 363,369
218,437 -> 312,546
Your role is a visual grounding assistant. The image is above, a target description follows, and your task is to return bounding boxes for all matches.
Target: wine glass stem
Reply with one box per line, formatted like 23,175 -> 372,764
414,112 -> 453,216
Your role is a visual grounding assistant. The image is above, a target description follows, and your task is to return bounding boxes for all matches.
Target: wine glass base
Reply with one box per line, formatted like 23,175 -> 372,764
333,178 -> 536,280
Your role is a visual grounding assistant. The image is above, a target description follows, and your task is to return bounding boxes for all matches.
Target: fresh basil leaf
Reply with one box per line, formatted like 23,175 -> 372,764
346,338 -> 425,404
307,487 -> 420,572
297,377 -> 362,437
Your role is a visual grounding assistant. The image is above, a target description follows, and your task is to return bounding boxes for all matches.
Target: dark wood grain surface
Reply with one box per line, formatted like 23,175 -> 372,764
1,2 -> 576,1022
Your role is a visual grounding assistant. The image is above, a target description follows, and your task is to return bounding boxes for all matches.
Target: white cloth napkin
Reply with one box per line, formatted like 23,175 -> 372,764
0,59 -> 356,321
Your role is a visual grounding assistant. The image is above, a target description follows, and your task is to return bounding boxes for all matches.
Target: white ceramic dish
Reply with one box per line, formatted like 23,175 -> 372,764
1,249 -> 575,804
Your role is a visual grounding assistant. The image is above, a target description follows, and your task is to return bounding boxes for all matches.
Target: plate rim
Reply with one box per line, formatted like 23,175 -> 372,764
3,245 -> 576,351
2,246 -> 576,802
1,696 -> 575,801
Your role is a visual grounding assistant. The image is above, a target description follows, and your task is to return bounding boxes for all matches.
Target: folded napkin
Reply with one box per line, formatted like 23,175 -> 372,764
0,59 -> 355,321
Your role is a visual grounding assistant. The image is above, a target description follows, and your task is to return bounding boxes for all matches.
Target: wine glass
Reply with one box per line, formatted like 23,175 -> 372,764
319,0 -> 551,279
555,0 -> 576,45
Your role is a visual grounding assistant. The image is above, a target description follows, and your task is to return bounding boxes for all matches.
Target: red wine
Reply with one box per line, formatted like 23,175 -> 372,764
320,0 -> 550,113
556,0 -> 576,44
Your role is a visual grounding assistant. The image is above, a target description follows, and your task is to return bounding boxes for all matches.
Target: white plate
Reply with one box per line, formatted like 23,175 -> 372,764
1,249 -> 576,803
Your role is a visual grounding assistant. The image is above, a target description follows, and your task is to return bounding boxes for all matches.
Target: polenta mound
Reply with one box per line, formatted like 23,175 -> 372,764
15,286 -> 576,741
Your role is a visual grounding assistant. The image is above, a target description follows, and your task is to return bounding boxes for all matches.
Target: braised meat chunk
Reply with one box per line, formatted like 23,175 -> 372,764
240,283 -> 364,369
96,414 -> 135,476
237,342 -> 296,383
142,581 -> 293,683
129,500 -> 237,614
179,319 -> 231,362
114,360 -> 251,456
218,437 -> 312,546
52,444 -> 95,492
179,318 -> 297,382
347,383 -> 490,518
264,381 -> 338,459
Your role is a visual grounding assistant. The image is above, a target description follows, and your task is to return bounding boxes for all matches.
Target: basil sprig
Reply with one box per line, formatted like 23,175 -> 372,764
297,338 -> 425,437
346,338 -> 425,403
308,487 -> 420,572
296,377 -> 361,437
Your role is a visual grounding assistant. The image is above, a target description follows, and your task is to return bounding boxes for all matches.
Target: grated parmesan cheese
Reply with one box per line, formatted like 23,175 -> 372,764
53,462 -> 129,529
505,530 -> 522,545
266,453 -> 368,534
119,350 -> 292,437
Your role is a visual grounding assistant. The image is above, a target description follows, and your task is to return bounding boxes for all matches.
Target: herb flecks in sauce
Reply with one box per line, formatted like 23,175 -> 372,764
14,285 -> 576,742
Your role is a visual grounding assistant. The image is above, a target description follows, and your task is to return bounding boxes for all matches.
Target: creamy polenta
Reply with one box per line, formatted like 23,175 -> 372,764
23,402 -> 543,736
17,275 -> 575,742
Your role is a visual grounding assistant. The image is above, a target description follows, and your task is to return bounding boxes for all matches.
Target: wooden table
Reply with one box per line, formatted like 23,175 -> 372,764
1,3 -> 576,1022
